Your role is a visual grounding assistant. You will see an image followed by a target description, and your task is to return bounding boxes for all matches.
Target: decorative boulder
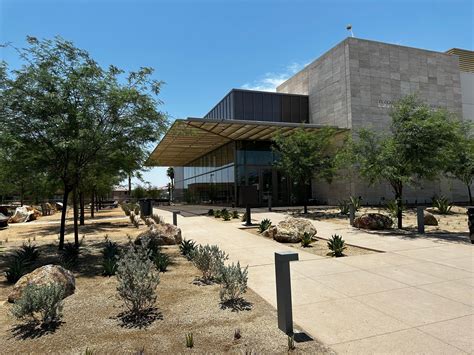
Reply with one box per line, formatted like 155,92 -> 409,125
9,205 -> 40,223
136,223 -> 182,246
262,225 -> 277,239
423,211 -> 438,226
353,213 -> 393,230
273,217 -> 317,243
8,264 -> 75,303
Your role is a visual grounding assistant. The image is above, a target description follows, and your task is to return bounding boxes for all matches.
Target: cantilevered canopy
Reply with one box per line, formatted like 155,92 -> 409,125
146,118 -> 345,166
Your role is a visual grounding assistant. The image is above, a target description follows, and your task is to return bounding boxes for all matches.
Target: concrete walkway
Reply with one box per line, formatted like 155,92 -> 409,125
155,207 -> 473,354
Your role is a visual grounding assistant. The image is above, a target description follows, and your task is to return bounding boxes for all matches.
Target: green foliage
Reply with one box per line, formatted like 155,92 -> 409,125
349,196 -> 362,211
122,204 -> 131,216
60,242 -> 81,268
5,256 -> 28,284
185,333 -> 194,348
288,335 -> 295,351
179,239 -> 196,260
433,196 -> 453,214
214,210 -> 221,218
192,244 -> 228,282
338,200 -> 350,215
102,240 -> 119,276
11,283 -> 65,326
218,262 -> 248,303
207,209 -> 214,216
153,252 -> 171,272
327,235 -> 346,257
133,205 -> 140,216
221,209 -> 231,221
386,199 -> 404,218
116,241 -> 160,316
151,214 -> 164,225
232,211 -> 239,219
300,232 -> 313,247
19,241 -> 40,263
258,219 -> 272,233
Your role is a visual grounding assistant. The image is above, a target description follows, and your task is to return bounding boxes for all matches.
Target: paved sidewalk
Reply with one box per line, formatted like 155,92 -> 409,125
155,208 -> 473,354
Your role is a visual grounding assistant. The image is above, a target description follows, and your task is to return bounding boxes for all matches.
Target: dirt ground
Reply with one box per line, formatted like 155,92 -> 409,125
0,209 -> 332,354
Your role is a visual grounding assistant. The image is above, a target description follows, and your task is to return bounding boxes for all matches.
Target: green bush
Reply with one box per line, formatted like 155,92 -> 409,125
258,219 -> 272,233
327,234 -> 346,257
338,200 -> 350,215
218,262 -> 248,303
300,232 -> 313,247
433,196 -> 453,214
19,241 -> 40,263
221,209 -> 231,221
121,204 -> 131,216
153,252 -> 171,272
232,211 -> 239,219
192,244 -> 228,282
11,283 -> 65,326
60,242 -> 81,268
102,240 -> 119,276
207,209 -> 214,216
151,214 -> 164,224
5,256 -> 28,284
349,196 -> 362,211
179,239 -> 196,260
133,204 -> 140,216
213,210 -> 221,218
116,242 -> 160,316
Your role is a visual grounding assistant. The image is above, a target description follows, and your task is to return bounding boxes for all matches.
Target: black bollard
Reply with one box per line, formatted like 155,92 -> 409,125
417,206 -> 425,234
173,211 -> 180,226
268,196 -> 272,212
349,204 -> 355,226
245,204 -> 251,226
275,251 -> 299,335
467,207 -> 474,244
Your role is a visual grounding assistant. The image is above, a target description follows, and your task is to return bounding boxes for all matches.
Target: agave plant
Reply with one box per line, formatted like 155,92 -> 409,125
214,210 -> 221,218
258,219 -> 272,233
232,210 -> 239,219
221,209 -> 231,221
179,239 -> 196,260
18,241 -> 40,263
327,234 -> 346,257
207,209 -> 214,216
300,232 -> 313,247
338,200 -> 350,215
349,196 -> 362,212
433,196 -> 453,214
386,199 -> 404,218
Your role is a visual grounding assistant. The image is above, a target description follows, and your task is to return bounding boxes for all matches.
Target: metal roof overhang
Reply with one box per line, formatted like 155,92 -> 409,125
146,118 -> 346,167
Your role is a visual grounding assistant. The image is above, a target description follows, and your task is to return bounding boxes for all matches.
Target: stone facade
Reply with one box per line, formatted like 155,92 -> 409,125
278,37 -> 472,204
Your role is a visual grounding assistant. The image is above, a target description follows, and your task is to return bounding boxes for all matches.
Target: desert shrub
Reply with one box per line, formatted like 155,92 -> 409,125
207,209 -> 214,216
232,211 -> 239,219
349,196 -> 362,211
221,209 -> 231,221
153,252 -> 171,272
11,283 -> 65,326
135,235 -> 161,259
133,204 -> 140,216
213,210 -> 221,218
116,242 -> 160,316
122,204 -> 131,216
338,200 -> 350,215
151,214 -> 164,224
386,199 -> 404,218
327,234 -> 346,257
60,242 -> 81,268
192,244 -> 228,282
5,256 -> 28,283
179,239 -> 196,260
258,218 -> 272,233
19,241 -> 40,262
102,240 -> 119,276
433,196 -> 453,214
300,232 -> 313,247
218,262 -> 248,303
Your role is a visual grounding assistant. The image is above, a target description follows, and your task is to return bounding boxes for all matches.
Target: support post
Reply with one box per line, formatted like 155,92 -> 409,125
417,206 -> 425,234
245,204 -> 251,226
173,211 -> 179,226
349,204 -> 355,226
275,251 -> 299,335
268,195 -> 272,212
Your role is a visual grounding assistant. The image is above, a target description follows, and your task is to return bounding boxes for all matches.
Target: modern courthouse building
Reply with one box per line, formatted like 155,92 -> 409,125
148,38 -> 474,206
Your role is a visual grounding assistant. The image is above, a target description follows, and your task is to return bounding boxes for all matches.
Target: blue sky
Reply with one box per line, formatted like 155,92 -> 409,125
1,0 -> 472,188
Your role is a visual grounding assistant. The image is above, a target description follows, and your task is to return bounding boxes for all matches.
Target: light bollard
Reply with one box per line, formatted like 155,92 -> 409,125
173,211 -> 180,226
245,204 -> 252,226
275,251 -> 299,335
417,206 -> 425,234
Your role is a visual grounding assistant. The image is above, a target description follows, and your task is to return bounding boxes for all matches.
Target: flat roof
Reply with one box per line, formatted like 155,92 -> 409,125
146,118 -> 346,166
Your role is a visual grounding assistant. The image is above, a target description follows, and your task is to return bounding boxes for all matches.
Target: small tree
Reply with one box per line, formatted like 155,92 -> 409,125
272,127 -> 339,213
166,167 -> 175,201
343,95 -> 460,228
446,122 -> 474,204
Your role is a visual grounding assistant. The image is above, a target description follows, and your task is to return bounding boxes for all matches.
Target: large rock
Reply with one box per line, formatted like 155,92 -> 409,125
0,213 -> 8,228
9,206 -> 40,223
272,217 -> 317,243
8,264 -> 75,303
354,213 -> 393,230
424,211 -> 438,226
136,223 -> 182,246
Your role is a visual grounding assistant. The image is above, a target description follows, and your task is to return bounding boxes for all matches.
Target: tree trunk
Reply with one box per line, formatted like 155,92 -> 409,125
128,173 -> 132,196
59,187 -> 70,250
90,190 -> 95,218
99,196 -> 102,210
79,190 -> 85,225
468,184 -> 472,205
303,181 -> 308,214
73,187 -> 79,247
395,184 -> 403,229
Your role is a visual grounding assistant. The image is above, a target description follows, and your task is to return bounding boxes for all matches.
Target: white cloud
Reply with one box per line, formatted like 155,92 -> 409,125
242,62 -> 308,92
